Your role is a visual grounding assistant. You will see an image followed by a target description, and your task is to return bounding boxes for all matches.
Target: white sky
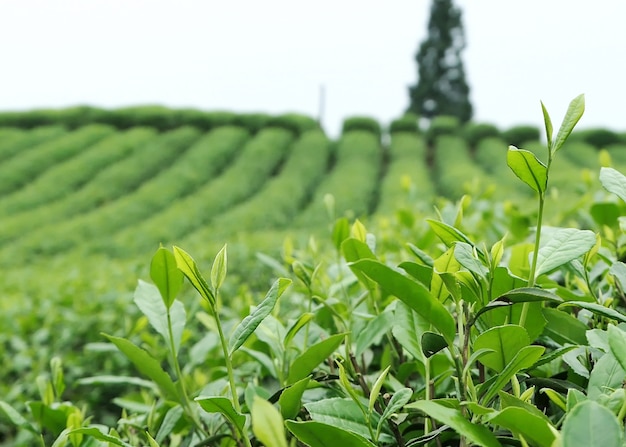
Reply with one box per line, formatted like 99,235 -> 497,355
1,1 -> 625,137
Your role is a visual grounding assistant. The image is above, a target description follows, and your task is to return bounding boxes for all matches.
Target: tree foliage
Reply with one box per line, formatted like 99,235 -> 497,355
407,0 -> 472,123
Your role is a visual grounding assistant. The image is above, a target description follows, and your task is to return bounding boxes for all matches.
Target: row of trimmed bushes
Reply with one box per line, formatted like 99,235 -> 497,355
375,131 -> 434,216
0,128 -> 157,215
185,129 -> 332,245
0,127 -> 201,252
295,129 -> 382,227
0,126 -> 67,163
95,127 -> 293,256
0,106 -> 320,136
0,125 -> 114,196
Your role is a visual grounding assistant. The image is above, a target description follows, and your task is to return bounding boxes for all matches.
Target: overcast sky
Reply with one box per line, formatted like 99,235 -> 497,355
1,1 -> 625,136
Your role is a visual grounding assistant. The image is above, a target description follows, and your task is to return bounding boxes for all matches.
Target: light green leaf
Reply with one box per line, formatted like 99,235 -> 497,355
587,353 -> 626,400
542,308 -> 589,345
600,167 -> 626,203
150,246 -> 183,309
155,405 -> 183,444
287,333 -> 346,384
210,244 -> 228,292
369,365 -> 390,414
535,228 -> 596,278
278,377 -> 310,419
507,146 -> 547,194
286,420 -> 377,447
66,427 -> 132,447
355,310 -> 394,357
608,325 -> 626,373
426,219 -> 476,250
0,400 -> 38,434
481,345 -> 545,405
378,388 -> 412,429
102,334 -> 179,400
406,400 -> 500,447
559,301 -> 626,324
350,259 -> 456,344
610,261 -> 626,292
284,312 -> 314,349
173,246 -> 215,307
562,400 -> 622,447
252,396 -> 288,447
229,278 -> 291,355
134,280 -> 186,355
485,406 -> 557,447
473,287 -> 562,322
541,100 -> 553,150
332,217 -> 350,251
342,238 -> 377,289
392,301 -> 430,362
454,242 -> 488,279
473,325 -> 530,373
552,93 -> 585,154
195,396 -> 246,433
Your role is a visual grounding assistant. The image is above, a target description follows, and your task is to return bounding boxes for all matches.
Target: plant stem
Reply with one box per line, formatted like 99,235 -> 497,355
214,306 -> 253,447
167,312 -> 208,438
520,191 -> 545,327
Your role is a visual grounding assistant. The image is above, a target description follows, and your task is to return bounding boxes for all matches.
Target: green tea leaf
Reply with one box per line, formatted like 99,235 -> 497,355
473,287 -> 562,322
287,333 -> 346,384
378,388 -> 412,430
134,280 -> 186,355
473,325 -> 530,373
0,400 -> 38,434
155,405 -> 183,444
600,167 -> 626,203
426,219 -> 476,250
67,427 -> 132,447
150,246 -> 183,309
542,308 -> 588,345
481,345 -> 545,405
252,396 -> 288,447
101,334 -> 179,400
350,259 -> 456,344
355,310 -> 394,357
562,400 -> 622,447
195,396 -> 246,433
342,238 -> 377,289
406,400 -> 500,447
210,244 -> 228,292
332,217 -> 351,251
369,365 -> 390,413
454,242 -> 488,279
552,93 -> 585,154
559,301 -> 626,324
541,100 -> 553,150
278,377 -> 310,419
229,278 -> 291,355
535,228 -> 596,278
587,353 -> 626,400
485,406 -> 557,447
284,312 -> 314,349
286,420 -> 377,447
608,325 -> 626,373
507,146 -> 547,194
392,301 -> 430,362
610,261 -> 626,292
421,332 -> 448,358
173,246 -> 215,307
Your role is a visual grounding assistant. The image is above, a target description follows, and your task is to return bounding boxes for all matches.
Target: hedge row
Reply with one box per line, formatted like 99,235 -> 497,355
295,130 -> 382,227
100,128 -> 294,256
389,114 -> 419,134
188,129 -> 332,242
0,126 -> 67,163
376,131 -> 434,216
0,128 -> 157,215
0,125 -> 114,196
0,127 -> 201,256
559,140 -> 600,170
342,116 -> 382,137
432,135 -> 487,199
0,106 -> 319,135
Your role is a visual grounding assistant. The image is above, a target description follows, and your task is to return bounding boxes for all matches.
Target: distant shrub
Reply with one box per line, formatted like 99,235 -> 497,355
389,113 -> 419,134
426,115 -> 460,144
269,113 -> 319,135
503,125 -> 540,147
571,128 -> 620,149
342,116 -> 381,137
176,110 -> 238,130
463,122 -> 500,147
234,113 -> 272,133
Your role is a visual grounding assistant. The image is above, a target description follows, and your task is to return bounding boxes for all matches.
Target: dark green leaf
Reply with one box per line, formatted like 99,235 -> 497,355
473,325 -> 530,373
485,406 -> 557,447
278,377 -> 310,419
287,333 -> 346,384
195,396 -> 246,433
542,308 -> 588,345
559,301 -> 626,324
421,332 -> 448,358
355,310 -> 394,357
392,301 -> 430,362
286,420 -> 377,447
155,405 -> 183,444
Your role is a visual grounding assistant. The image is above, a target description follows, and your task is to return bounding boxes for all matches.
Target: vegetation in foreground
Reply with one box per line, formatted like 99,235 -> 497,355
5,96 -> 626,446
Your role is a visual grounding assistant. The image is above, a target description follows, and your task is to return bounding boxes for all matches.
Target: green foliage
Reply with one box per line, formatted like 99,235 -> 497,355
572,127 -> 621,149
407,0 -> 472,122
388,113 -> 419,133
463,121 -> 500,147
426,115 -> 460,144
341,116 -> 382,137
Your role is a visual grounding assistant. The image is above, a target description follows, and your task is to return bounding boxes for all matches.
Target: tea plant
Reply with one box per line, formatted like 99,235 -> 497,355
7,95 -> 626,447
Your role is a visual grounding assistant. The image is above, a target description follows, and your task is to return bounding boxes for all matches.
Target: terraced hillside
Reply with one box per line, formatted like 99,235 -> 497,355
1,109 -> 621,274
